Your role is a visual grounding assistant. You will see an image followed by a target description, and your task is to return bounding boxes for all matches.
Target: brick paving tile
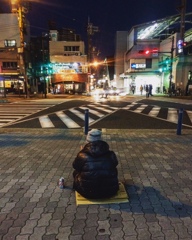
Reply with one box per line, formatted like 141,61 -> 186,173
16,235 -> 29,240
56,226 -> 71,240
0,219 -> 14,235
109,227 -> 124,239
13,213 -> 30,228
97,220 -> 110,236
20,219 -> 37,235
85,213 -> 98,227
96,235 -> 110,240
71,219 -> 85,235
61,212 -> 75,227
28,226 -> 46,240
42,234 -> 57,240
46,219 -> 61,235
2,227 -> 21,240
37,213 -> 52,227
1,129 -> 192,239
83,226 -> 97,240
109,214 -> 123,228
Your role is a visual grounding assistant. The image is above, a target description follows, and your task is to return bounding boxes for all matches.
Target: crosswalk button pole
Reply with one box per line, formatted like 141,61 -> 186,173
85,109 -> 89,135
177,108 -> 183,135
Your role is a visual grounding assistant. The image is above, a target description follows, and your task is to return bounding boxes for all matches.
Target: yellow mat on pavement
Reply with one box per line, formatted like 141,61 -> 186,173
75,182 -> 129,205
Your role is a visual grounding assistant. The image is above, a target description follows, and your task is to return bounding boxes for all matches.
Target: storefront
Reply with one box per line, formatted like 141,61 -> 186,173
51,73 -> 88,94
122,71 -> 164,94
0,75 -> 24,94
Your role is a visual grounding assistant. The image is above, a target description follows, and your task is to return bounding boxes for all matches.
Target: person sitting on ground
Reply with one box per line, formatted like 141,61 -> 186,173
72,129 -> 119,199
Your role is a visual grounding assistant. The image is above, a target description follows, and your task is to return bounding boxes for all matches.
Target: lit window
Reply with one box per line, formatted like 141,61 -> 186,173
4,40 -> 16,47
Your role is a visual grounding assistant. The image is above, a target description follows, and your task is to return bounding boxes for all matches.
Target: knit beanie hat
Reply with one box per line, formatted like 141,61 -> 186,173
86,129 -> 102,142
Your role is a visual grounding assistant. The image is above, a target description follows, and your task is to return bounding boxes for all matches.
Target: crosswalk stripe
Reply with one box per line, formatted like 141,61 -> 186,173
39,116 -> 55,128
186,111 -> 192,124
167,108 -> 178,123
69,109 -> 94,123
0,119 -> 13,122
95,104 -> 118,110
134,104 -> 148,113
0,114 -> 26,116
0,116 -> 24,119
148,106 -> 161,117
56,111 -> 80,128
0,110 -> 39,113
79,107 -> 105,117
88,105 -> 114,113
122,104 -> 136,110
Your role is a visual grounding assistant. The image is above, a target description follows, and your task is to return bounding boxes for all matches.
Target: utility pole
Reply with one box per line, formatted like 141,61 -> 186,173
180,0 -> 186,42
11,0 -> 29,98
169,36 -> 175,94
87,18 -> 99,92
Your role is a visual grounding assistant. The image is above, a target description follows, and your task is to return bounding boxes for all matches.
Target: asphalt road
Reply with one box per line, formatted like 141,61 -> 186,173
1,95 -> 192,130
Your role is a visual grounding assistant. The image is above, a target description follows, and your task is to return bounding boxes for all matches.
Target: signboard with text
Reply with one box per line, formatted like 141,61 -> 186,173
131,63 -> 146,69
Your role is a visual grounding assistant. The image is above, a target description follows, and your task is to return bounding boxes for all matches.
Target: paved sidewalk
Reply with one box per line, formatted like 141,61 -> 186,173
0,128 -> 192,240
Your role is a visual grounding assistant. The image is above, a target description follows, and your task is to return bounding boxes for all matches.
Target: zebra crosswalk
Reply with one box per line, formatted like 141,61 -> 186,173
38,104 -> 118,128
0,100 -> 62,127
34,102 -> 192,129
122,102 -> 192,125
1,101 -> 192,129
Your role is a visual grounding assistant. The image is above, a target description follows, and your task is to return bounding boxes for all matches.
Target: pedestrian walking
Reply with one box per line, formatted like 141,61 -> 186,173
149,84 -> 153,96
131,85 -> 135,94
140,85 -> 143,95
72,129 -> 119,199
145,84 -> 149,98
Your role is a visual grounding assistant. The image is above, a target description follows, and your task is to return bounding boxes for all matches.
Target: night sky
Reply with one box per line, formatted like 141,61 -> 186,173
2,0 -> 192,59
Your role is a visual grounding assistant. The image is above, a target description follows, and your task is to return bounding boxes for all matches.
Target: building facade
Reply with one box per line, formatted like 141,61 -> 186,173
0,13 -> 30,95
115,14 -> 192,95
49,30 -> 88,94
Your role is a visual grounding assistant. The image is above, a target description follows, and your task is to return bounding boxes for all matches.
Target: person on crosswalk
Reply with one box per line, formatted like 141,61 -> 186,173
72,129 -> 119,199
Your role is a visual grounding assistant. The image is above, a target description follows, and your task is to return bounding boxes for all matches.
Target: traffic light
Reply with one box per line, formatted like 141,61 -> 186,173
177,40 -> 188,53
138,48 -> 159,55
158,58 -> 171,73
138,50 -> 150,54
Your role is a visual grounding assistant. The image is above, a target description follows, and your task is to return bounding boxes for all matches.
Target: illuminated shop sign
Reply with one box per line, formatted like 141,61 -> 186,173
53,63 -> 82,73
131,63 -> 146,69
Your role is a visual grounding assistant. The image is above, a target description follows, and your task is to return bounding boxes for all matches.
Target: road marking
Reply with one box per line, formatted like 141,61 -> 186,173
148,106 -> 161,117
186,110 -> 192,124
79,107 -> 105,117
56,111 -> 80,128
69,109 -> 94,122
134,104 -> 148,113
39,115 -> 55,128
0,119 -> 13,122
122,102 -> 137,110
167,108 -> 178,123
88,105 -> 114,113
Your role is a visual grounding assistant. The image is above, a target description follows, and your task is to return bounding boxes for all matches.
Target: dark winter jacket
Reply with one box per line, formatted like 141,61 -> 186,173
73,140 -> 119,199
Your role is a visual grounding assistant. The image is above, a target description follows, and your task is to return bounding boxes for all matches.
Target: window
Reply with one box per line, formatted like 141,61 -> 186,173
4,40 -> 16,47
146,58 -> 152,68
64,46 -> 80,51
2,62 -> 17,69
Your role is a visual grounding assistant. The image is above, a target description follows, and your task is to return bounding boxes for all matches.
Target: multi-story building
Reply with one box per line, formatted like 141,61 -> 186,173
115,13 -> 192,95
0,14 -> 24,94
0,2 -> 30,96
49,29 -> 88,94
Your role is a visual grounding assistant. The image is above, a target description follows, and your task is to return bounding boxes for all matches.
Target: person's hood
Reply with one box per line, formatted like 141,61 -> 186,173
83,140 -> 109,157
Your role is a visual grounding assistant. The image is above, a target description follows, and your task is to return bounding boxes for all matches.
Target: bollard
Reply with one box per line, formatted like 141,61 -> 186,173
177,108 -> 183,135
84,109 -> 89,135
